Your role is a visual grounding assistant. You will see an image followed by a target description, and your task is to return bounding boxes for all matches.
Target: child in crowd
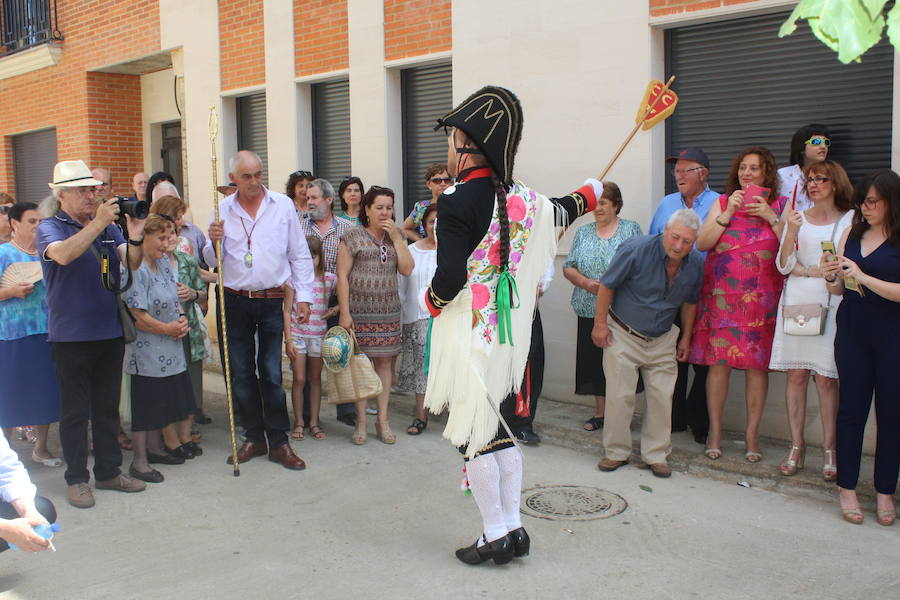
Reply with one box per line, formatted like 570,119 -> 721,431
284,236 -> 337,441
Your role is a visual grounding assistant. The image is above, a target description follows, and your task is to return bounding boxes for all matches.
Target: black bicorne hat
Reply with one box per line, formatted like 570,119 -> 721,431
435,85 -> 523,186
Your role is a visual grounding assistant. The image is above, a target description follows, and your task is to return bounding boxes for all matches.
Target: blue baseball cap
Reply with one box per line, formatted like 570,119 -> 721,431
666,147 -> 709,169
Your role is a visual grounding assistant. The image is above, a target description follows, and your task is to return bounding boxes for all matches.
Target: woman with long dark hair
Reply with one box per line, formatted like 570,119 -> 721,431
822,169 -> 900,526
691,146 -> 788,463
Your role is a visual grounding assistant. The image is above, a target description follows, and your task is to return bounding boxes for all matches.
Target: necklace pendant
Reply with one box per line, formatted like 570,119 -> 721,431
243,252 -> 253,268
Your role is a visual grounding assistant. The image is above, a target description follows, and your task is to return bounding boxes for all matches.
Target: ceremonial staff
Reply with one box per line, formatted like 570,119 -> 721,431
208,107 -> 241,476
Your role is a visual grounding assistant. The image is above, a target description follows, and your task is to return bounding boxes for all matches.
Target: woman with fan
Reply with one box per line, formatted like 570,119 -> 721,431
0,202 -> 62,467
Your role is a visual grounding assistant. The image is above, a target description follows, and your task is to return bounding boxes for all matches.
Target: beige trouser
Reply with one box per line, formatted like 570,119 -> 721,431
602,319 -> 679,465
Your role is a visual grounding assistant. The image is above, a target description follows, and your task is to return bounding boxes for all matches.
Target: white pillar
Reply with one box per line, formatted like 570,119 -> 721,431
264,0 -> 300,193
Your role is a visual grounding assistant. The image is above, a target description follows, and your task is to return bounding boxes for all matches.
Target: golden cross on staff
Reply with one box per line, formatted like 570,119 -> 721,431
208,106 -> 241,476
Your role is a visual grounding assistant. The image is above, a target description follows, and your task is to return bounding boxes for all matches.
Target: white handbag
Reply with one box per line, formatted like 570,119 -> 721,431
781,218 -> 840,337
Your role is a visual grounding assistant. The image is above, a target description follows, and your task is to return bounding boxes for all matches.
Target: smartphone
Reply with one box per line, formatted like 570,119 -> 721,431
821,240 -> 836,261
743,184 -> 771,202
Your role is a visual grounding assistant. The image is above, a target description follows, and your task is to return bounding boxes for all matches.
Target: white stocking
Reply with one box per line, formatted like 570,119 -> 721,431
495,446 -> 523,530
465,453 -> 508,544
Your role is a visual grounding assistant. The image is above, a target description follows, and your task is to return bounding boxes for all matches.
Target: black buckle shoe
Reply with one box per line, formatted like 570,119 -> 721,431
455,534 -> 514,565
148,451 -> 184,465
508,527 -> 530,557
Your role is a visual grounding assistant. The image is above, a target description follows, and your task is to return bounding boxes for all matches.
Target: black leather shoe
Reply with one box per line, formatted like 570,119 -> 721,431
455,534 -> 514,565
186,441 -> 203,456
515,429 -> 541,445
693,430 -> 708,445
336,414 -> 356,427
194,411 -> 212,425
166,445 -> 194,460
508,527 -> 530,557
148,451 -> 184,465
129,466 -> 164,483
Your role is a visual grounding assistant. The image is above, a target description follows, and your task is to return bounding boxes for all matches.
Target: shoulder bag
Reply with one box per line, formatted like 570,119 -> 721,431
782,217 -> 841,336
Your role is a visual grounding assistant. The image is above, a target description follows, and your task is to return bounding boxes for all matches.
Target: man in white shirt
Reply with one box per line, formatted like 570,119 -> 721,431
0,431 -> 56,552
205,151 -> 314,470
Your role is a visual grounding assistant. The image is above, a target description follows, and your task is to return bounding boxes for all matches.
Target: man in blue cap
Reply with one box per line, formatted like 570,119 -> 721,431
649,147 -> 719,445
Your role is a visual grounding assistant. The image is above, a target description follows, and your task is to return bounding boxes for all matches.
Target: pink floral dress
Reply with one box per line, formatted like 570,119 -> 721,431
689,194 -> 787,370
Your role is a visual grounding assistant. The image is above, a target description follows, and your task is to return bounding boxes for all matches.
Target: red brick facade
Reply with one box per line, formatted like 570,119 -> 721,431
219,0 -> 266,91
384,0 -> 451,61
295,0 -> 349,77
0,0 -> 159,196
650,0 -> 760,17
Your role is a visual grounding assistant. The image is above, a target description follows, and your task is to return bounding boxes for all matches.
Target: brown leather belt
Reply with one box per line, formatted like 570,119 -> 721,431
224,286 -> 285,299
609,311 -> 654,343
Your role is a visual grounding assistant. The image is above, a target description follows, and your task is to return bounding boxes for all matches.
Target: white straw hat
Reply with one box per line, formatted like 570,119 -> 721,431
48,160 -> 104,189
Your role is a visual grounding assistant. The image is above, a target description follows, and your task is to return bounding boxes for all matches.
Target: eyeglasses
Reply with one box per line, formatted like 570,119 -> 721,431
430,177 -> 453,184
862,196 -> 883,208
670,167 -> 704,177
804,137 -> 831,147
95,181 -> 110,187
72,187 -> 96,195
806,176 -> 831,185
292,170 -> 314,179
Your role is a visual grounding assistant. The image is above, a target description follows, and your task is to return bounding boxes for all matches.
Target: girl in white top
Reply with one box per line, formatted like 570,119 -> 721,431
398,204 -> 438,435
777,124 -> 831,212
770,159 -> 854,481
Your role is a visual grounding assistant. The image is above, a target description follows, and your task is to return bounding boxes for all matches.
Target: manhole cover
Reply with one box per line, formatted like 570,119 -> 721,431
520,485 -> 627,521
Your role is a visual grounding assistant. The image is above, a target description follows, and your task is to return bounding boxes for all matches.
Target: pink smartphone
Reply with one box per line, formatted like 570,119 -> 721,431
743,184 -> 771,203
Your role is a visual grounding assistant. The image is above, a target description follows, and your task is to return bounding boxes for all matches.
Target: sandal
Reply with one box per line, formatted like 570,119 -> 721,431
375,421 -> 396,445
406,418 -> 427,435
309,425 -> 326,441
290,425 -> 305,441
704,447 -> 722,460
822,449 -> 837,481
117,430 -> 133,451
583,417 -> 604,431
351,429 -> 367,445
745,450 -> 763,463
32,451 -> 63,468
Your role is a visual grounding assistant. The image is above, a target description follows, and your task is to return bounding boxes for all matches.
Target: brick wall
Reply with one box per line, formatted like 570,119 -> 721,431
295,0 -> 349,77
650,0 -> 761,17
384,0 -> 451,61
219,0 -> 266,91
0,0 -> 160,196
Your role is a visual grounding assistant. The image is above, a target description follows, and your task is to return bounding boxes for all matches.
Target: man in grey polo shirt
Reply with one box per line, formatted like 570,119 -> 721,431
591,209 -> 703,478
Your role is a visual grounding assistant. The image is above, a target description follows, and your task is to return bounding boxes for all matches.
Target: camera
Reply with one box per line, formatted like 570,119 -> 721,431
113,195 -> 149,225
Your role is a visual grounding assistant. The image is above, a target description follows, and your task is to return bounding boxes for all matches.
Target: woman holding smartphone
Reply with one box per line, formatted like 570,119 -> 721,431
769,160 -> 853,480
822,169 -> 900,526
691,147 -> 788,463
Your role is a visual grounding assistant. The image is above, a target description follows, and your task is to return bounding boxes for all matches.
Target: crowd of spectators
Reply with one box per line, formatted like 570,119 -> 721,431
0,123 -> 896,533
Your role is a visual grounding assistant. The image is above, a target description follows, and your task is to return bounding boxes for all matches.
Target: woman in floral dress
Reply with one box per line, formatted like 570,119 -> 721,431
690,146 -> 788,463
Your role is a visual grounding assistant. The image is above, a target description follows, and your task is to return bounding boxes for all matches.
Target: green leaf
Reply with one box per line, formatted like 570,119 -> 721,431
725,276 -> 740,289
780,0 -> 888,63
758,250 -> 773,260
715,295 -> 728,311
639,485 -> 653,493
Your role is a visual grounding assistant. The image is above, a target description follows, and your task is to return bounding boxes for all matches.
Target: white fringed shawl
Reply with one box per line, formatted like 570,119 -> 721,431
425,184 -> 562,456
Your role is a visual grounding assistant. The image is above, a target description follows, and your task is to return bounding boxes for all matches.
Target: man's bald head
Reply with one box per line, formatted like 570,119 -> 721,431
132,172 -> 148,201
92,168 -> 111,201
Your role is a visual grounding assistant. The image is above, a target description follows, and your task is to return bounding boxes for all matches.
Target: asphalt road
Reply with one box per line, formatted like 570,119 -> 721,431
1,392 -> 897,600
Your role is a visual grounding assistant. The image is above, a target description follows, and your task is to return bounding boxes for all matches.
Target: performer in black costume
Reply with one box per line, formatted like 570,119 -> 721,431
422,86 -> 601,565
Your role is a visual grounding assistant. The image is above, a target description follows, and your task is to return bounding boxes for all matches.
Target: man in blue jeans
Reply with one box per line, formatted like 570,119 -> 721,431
205,151 -> 314,470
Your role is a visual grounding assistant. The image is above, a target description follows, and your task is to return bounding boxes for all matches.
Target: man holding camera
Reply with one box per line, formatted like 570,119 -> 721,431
36,160 -> 148,508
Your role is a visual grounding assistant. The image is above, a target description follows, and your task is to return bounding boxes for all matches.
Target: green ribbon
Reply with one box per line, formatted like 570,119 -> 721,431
496,267 -> 520,345
423,317 -> 434,376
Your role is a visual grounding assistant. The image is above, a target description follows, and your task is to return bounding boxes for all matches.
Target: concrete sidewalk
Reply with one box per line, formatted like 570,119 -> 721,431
4,383 -> 897,600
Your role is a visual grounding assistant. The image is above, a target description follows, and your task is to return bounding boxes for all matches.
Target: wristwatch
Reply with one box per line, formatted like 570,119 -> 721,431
127,238 -> 143,246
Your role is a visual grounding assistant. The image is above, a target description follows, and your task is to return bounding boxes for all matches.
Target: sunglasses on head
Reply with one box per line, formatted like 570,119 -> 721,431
430,177 -> 453,184
804,137 -> 831,147
293,170 -> 314,179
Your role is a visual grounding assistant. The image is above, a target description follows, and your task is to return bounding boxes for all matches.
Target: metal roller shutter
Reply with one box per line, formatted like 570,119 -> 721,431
312,79 -> 351,191
402,63 -> 452,215
13,128 -> 57,204
236,93 -> 269,186
666,10 -> 893,193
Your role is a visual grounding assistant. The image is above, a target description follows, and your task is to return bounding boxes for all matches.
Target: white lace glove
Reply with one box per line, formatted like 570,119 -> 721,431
584,178 -> 604,200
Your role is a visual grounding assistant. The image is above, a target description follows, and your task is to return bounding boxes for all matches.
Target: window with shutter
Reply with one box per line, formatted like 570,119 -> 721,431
13,128 -> 57,204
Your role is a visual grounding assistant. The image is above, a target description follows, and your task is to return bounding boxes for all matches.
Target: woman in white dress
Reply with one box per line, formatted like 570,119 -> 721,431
398,203 -> 438,435
770,159 -> 854,480
777,124 -> 831,212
